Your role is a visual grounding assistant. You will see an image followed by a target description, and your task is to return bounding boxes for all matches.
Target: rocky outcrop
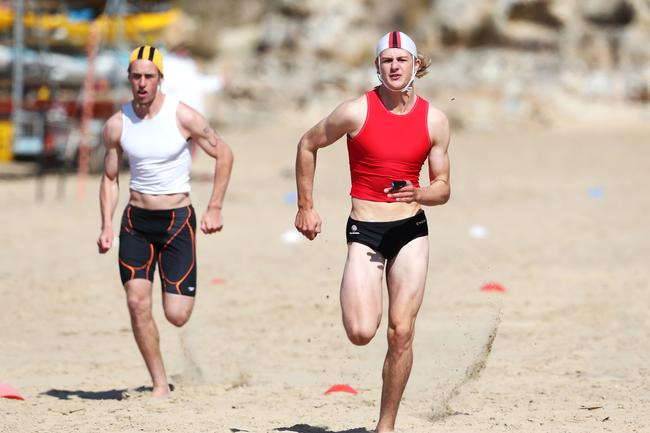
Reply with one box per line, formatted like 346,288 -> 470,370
174,0 -> 650,128
581,0 -> 635,26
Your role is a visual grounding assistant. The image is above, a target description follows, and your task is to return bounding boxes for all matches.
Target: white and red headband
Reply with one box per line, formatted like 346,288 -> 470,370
375,31 -> 417,59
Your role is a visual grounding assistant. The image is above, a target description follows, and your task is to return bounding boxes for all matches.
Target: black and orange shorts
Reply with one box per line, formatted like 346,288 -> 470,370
118,204 -> 197,297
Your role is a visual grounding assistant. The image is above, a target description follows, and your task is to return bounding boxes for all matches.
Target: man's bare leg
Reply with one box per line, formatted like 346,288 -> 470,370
162,292 -> 195,328
125,279 -> 170,397
340,243 -> 385,345
376,236 -> 428,433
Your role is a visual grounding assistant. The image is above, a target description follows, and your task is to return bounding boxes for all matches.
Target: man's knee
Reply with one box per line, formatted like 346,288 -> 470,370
162,293 -> 194,327
164,309 -> 191,327
387,322 -> 414,354
126,294 -> 152,319
345,322 -> 379,346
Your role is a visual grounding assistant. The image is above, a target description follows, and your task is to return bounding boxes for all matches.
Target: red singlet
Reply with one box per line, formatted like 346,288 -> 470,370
347,87 -> 431,202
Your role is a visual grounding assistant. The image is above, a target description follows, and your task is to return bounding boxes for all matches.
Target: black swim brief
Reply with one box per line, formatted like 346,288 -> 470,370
118,204 -> 197,296
346,211 -> 428,260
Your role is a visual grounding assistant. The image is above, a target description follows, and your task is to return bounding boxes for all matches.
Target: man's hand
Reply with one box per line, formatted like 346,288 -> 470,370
97,228 -> 114,254
201,207 -> 224,234
384,180 -> 420,203
295,207 -> 322,240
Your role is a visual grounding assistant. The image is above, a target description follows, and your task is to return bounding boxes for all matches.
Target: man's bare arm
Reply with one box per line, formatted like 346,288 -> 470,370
294,97 -> 364,240
97,112 -> 123,253
177,103 -> 233,233
296,98 -> 365,211
421,107 -> 451,206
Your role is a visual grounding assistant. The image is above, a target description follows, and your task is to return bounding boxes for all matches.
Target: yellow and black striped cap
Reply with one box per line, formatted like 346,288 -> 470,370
128,45 -> 164,75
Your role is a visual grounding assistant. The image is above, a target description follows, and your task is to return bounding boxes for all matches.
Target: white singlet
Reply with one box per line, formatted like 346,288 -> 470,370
120,95 -> 191,195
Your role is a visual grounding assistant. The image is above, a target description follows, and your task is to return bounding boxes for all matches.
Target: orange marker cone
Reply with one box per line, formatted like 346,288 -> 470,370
480,282 -> 506,293
0,383 -> 24,400
324,384 -> 358,395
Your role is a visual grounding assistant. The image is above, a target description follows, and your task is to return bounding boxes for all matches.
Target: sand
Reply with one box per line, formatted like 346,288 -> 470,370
1,105 -> 649,433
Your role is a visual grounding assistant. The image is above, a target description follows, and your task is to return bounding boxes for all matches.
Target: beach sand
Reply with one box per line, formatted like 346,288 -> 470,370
1,106 -> 649,432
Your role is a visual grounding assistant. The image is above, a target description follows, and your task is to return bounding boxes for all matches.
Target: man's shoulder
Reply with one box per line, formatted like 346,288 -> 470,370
325,95 -> 365,132
423,102 -> 450,147
103,110 -> 124,144
347,93 -> 368,109
424,101 -> 448,125
105,110 -> 124,128
175,99 -> 203,122
333,93 -> 367,119
174,99 -> 211,139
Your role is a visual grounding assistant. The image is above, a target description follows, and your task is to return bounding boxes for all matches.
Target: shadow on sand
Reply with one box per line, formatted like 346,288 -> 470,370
273,425 -> 372,433
42,384 -> 175,401
42,388 -> 130,401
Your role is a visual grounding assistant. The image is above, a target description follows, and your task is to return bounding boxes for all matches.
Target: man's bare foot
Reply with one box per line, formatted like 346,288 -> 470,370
152,384 -> 171,397
375,424 -> 395,433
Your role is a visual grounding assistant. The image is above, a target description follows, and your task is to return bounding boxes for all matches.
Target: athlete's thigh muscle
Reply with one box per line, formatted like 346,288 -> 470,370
385,235 -> 429,323
157,206 -> 197,297
119,207 -> 157,284
340,242 -> 385,329
162,292 -> 195,317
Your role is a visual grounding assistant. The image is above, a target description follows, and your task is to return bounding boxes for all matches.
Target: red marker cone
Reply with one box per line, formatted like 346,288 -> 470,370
324,384 -> 358,395
0,383 -> 24,400
480,282 -> 506,293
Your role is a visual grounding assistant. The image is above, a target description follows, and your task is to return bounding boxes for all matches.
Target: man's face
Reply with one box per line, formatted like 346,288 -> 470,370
128,60 -> 162,105
376,48 -> 420,91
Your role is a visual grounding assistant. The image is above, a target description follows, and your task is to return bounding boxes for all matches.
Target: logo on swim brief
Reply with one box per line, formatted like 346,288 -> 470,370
349,224 -> 360,235
188,286 -> 195,292
415,219 -> 426,226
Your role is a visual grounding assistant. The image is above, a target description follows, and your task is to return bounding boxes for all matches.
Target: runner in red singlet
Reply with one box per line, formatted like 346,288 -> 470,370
294,31 -> 451,433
